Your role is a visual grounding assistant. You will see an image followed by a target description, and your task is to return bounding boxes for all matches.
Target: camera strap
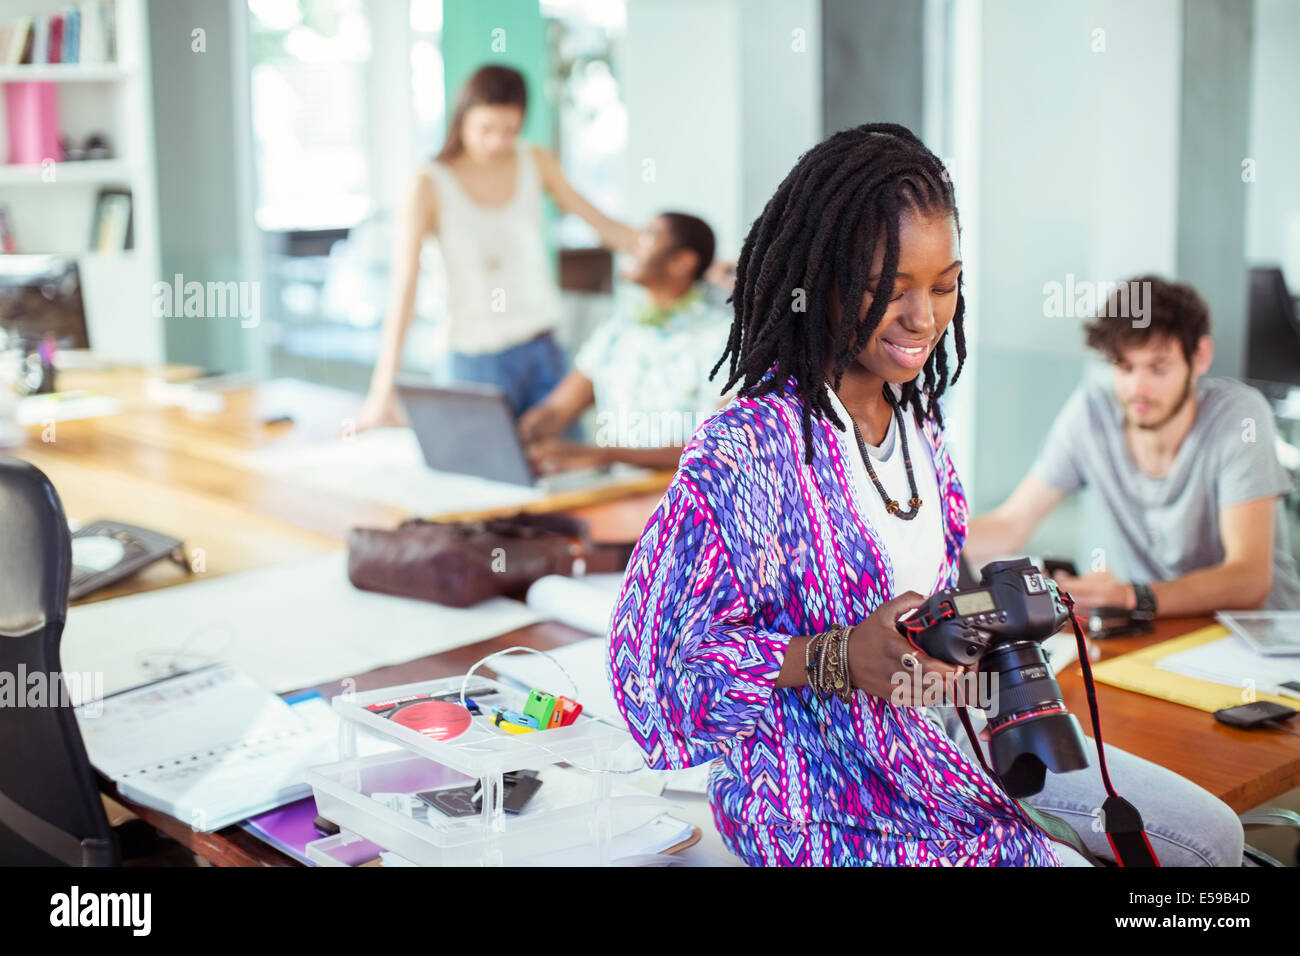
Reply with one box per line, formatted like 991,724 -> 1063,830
952,600 -> 1161,868
953,705 -> 1104,866
1060,596 -> 1161,867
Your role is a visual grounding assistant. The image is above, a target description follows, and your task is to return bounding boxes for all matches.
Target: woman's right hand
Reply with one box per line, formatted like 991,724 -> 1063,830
355,388 -> 406,432
847,591 -> 967,705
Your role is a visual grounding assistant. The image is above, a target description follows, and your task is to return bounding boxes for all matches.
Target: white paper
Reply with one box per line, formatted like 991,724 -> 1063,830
488,636 -> 709,794
490,637 -> 618,721
524,572 -> 626,635
1155,634 -> 1300,690
16,392 -> 122,425
62,552 -> 541,702
239,427 -> 544,515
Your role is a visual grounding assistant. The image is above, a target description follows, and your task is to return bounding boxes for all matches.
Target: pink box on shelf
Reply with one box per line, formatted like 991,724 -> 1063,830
4,81 -> 63,166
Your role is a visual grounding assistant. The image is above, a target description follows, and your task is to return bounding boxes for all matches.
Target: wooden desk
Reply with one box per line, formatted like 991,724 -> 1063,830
1056,620 -> 1300,813
13,370 -> 670,597
6,369 -> 671,864
8,369 -> 1297,864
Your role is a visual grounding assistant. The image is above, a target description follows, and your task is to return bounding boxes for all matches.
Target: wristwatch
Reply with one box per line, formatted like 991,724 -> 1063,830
1131,582 -> 1157,622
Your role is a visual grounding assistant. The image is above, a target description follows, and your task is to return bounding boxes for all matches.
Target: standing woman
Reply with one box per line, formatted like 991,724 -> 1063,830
608,124 -> 1079,866
358,64 -> 639,428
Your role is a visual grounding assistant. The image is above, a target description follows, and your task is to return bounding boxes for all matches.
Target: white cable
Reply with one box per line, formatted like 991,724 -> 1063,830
457,645 -> 644,775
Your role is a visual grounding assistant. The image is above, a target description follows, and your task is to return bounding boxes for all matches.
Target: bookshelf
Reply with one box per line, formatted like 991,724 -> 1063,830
0,157 -> 131,183
0,0 -> 162,364
0,63 -> 129,82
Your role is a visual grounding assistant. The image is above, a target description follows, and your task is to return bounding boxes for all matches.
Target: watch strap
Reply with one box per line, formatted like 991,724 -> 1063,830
1131,581 -> 1157,619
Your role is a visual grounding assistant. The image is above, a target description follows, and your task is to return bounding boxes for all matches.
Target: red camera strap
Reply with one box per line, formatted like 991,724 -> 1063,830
951,593 -> 1160,867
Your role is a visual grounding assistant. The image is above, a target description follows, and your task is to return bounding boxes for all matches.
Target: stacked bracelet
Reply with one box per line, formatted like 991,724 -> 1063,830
806,624 -> 854,703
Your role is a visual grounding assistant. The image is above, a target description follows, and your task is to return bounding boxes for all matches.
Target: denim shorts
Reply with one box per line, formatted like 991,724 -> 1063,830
448,332 -> 567,418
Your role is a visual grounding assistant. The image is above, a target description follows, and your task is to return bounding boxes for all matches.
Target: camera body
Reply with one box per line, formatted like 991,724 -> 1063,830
897,558 -> 1069,666
897,557 -> 1089,797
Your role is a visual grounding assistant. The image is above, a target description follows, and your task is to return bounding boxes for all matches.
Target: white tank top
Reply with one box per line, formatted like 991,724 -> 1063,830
423,140 -> 564,354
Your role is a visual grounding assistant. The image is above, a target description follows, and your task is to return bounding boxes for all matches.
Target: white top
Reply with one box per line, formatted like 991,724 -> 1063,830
824,385 -> 946,598
423,140 -> 564,355
573,288 -> 731,448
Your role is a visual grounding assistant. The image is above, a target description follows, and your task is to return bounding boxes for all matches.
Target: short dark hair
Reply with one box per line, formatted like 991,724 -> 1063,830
659,212 -> 715,282
1084,275 -> 1210,364
712,123 -> 964,464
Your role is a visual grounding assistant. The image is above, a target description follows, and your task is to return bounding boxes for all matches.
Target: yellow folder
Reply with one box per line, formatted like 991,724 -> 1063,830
1091,624 -> 1296,713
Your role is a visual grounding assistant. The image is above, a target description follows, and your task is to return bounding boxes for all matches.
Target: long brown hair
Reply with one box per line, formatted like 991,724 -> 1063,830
435,64 -> 528,163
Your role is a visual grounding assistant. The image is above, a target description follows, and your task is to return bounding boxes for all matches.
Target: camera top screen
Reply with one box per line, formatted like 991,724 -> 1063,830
953,589 -> 996,616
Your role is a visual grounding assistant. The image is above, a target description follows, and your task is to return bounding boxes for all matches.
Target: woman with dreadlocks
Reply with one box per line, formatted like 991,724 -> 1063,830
605,123 -> 1085,866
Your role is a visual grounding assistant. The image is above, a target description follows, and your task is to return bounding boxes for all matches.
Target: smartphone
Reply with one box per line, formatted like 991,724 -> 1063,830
416,770 -> 543,818
1213,701 -> 1298,729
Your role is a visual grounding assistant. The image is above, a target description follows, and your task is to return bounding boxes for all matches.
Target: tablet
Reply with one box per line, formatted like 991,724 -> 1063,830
1215,611 -> 1300,656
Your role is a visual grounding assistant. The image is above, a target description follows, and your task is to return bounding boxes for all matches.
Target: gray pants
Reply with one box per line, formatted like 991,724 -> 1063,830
925,706 -> 1245,866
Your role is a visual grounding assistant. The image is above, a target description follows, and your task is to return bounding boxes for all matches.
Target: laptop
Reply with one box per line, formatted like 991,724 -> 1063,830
396,378 -> 643,491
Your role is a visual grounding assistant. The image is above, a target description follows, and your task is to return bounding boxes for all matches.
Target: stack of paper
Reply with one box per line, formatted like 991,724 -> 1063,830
240,427 -> 543,516
62,552 -> 541,701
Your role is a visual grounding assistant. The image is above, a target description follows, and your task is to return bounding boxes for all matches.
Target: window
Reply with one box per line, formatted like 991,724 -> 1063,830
410,0 -> 446,161
248,0 -> 373,231
541,0 -> 627,247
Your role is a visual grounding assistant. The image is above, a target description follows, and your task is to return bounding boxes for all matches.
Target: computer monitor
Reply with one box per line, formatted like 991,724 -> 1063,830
1245,266 -> 1300,388
0,255 -> 90,350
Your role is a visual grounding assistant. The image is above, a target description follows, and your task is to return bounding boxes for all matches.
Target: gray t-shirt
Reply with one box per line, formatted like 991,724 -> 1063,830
1031,376 -> 1300,610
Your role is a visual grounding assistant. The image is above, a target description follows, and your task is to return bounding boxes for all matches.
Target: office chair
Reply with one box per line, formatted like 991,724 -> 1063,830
0,458 -> 118,865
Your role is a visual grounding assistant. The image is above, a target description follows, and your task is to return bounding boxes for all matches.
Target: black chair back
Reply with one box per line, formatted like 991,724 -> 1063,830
0,458 -> 116,865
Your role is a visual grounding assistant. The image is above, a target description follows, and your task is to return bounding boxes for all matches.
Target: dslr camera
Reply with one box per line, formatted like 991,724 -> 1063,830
896,557 -> 1089,797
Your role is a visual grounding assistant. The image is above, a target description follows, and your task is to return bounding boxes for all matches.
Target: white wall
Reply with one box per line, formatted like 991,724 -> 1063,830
959,0 -> 1184,562
739,0 -> 821,229
622,0 -> 742,257
1245,0 -> 1300,290
620,0 -> 821,268
973,0 -> 1181,358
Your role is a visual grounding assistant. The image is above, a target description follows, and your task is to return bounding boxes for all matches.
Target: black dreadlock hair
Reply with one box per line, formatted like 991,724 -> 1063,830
711,122 -> 967,464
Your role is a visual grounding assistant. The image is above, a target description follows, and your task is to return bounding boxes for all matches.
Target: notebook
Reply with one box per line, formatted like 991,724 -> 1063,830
75,664 -> 335,832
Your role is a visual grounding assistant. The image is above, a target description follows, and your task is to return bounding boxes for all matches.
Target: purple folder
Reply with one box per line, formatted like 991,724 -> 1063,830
242,797 -> 383,867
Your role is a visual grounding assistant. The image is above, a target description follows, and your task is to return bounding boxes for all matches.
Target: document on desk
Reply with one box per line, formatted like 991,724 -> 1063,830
75,664 -> 334,832
239,427 -> 545,516
488,632 -> 711,795
1093,624 -> 1299,712
1155,633 -> 1300,690
524,572 -> 626,635
62,552 -> 541,702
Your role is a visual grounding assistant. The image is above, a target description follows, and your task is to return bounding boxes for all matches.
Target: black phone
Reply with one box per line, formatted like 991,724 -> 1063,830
69,520 -> 190,601
416,770 -> 543,818
1213,701 -> 1298,729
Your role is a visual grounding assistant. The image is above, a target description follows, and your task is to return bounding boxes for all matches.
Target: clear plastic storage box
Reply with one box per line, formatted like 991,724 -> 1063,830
306,675 -> 673,866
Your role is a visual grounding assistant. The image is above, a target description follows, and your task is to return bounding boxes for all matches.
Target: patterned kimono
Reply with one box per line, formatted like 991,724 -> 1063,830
606,377 -> 1064,866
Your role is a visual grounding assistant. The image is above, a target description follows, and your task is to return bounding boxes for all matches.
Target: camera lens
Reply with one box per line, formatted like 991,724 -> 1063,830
981,640 -> 1089,797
